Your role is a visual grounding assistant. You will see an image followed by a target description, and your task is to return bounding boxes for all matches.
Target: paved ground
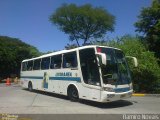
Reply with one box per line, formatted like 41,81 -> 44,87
0,83 -> 160,114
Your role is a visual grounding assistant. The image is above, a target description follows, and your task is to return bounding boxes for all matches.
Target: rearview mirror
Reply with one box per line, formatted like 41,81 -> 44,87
96,53 -> 107,66
126,56 -> 138,67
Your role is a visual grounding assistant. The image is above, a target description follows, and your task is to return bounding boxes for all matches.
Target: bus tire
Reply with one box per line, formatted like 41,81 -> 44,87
68,85 -> 79,102
28,81 -> 33,92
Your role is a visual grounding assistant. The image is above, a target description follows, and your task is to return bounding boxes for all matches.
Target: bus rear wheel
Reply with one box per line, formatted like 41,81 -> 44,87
28,82 -> 33,92
68,86 -> 79,102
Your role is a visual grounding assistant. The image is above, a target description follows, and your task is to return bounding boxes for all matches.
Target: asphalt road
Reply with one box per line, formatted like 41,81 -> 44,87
0,83 -> 160,115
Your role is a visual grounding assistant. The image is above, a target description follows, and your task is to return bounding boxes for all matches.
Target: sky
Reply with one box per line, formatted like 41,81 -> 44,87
0,0 -> 152,52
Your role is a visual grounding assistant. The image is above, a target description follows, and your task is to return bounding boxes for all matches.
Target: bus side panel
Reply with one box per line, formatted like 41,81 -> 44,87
47,69 -> 62,94
21,71 -> 43,90
20,72 -> 101,101
53,69 -> 80,95
78,84 -> 101,102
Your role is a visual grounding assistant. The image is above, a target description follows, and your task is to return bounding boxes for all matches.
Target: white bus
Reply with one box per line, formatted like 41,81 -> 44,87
20,45 -> 137,102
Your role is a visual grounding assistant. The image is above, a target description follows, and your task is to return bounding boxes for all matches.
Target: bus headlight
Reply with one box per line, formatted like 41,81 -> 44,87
104,87 -> 114,92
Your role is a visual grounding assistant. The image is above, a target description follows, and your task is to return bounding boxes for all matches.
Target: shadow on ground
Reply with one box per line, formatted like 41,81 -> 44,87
23,88 -> 69,100
80,99 -> 133,109
23,88 -> 133,109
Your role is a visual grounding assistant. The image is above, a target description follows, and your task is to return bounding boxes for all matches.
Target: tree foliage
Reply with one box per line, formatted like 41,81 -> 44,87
50,4 -> 115,46
65,43 -> 78,50
0,36 -> 40,79
95,35 -> 160,93
135,0 -> 160,59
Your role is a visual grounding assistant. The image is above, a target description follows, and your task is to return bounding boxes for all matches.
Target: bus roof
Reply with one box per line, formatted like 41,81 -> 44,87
22,45 -> 121,62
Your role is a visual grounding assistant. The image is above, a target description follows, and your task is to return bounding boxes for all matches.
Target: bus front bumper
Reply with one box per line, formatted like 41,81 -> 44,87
100,90 -> 133,102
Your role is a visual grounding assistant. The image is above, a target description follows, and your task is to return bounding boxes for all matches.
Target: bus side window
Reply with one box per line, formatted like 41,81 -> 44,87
22,62 -> 27,71
33,59 -> 41,70
63,52 -> 77,68
41,57 -> 50,70
27,61 -> 33,71
50,55 -> 62,69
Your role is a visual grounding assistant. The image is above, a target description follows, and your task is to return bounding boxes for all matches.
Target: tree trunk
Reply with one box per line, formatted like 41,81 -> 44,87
75,39 -> 80,47
83,38 -> 88,45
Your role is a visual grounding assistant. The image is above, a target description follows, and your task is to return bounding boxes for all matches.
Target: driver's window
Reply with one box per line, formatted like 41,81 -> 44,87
101,48 -> 118,84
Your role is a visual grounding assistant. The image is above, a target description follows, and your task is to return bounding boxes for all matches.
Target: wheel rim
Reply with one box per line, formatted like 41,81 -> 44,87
69,87 -> 79,101
72,89 -> 78,98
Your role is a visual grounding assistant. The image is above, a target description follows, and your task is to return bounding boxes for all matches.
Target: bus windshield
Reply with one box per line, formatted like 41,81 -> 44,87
98,47 -> 131,85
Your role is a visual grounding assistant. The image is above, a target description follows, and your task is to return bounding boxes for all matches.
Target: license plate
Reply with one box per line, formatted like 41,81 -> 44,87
120,94 -> 126,98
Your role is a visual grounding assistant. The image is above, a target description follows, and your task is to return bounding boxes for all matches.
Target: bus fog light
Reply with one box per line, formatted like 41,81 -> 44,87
128,92 -> 132,96
107,94 -> 115,98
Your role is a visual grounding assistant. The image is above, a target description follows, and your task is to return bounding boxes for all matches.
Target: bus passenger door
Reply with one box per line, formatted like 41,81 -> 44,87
79,48 -> 101,101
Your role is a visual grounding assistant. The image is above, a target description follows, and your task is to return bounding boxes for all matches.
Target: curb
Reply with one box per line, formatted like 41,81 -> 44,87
132,94 -> 160,97
132,94 -> 145,97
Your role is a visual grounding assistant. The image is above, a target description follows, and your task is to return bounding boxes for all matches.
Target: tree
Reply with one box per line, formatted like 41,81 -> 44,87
50,4 -> 115,46
95,35 -> 160,93
0,36 -> 40,79
65,43 -> 78,50
135,0 -> 160,59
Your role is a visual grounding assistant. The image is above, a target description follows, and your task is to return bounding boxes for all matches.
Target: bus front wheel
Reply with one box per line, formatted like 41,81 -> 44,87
68,86 -> 79,102
28,82 -> 33,92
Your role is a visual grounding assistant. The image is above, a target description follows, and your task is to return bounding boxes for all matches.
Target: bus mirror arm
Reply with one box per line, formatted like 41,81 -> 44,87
126,56 -> 138,67
96,53 -> 107,66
